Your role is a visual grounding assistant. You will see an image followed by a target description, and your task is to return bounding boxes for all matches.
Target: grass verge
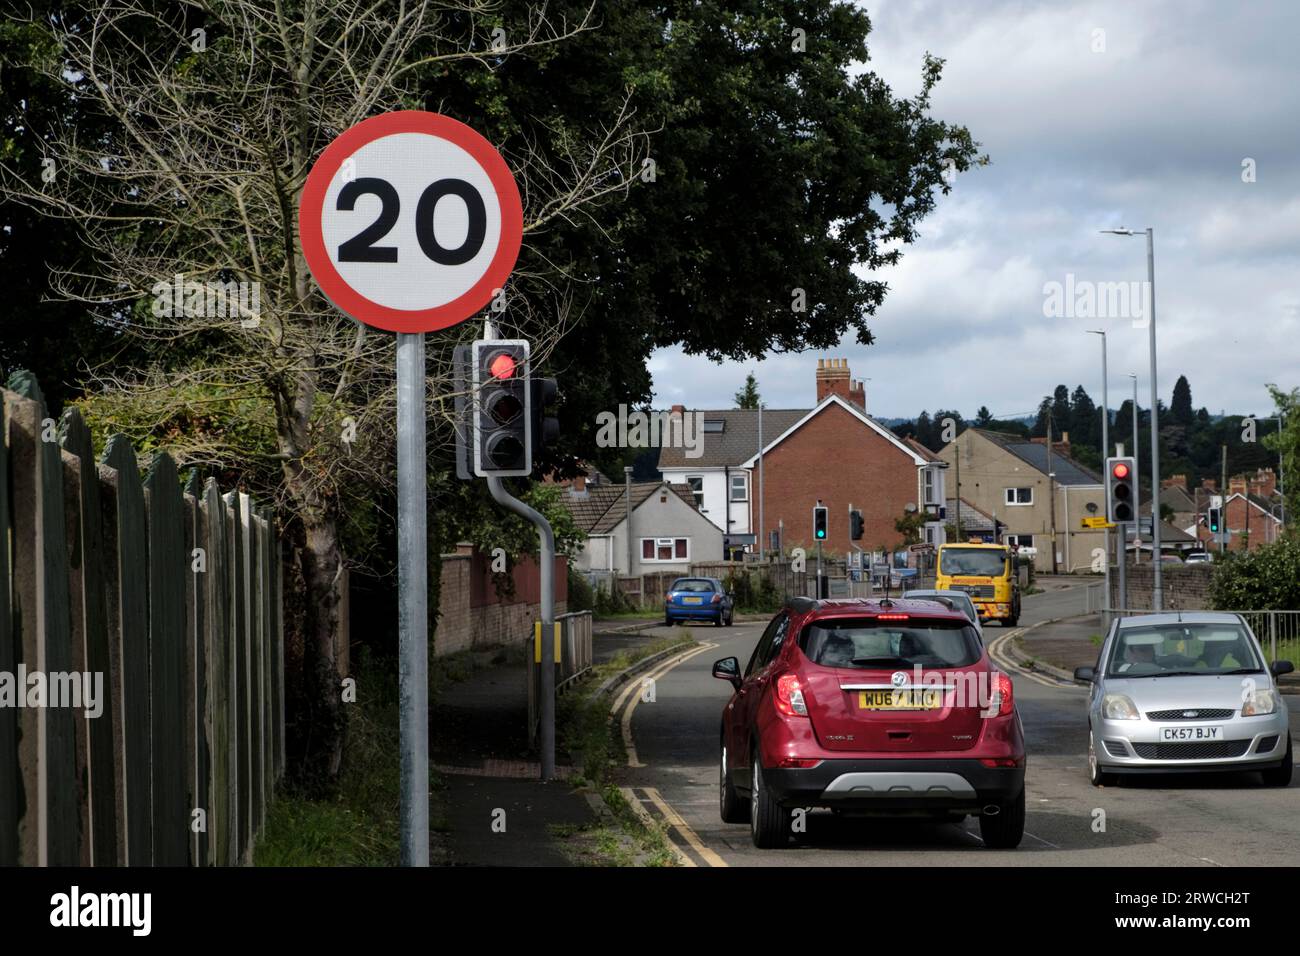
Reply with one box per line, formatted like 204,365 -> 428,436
254,643 -> 514,866
551,633 -> 695,867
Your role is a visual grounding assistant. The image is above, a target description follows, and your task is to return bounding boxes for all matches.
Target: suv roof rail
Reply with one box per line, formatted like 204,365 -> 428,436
785,596 -> 819,613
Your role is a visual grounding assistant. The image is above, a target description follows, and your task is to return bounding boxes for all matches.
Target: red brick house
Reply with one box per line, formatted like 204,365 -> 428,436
660,358 -> 947,556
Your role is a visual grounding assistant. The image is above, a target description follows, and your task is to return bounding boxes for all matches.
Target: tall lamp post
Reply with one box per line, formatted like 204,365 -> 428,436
1264,385 -> 1287,529
1087,330 -> 1110,617
1102,227 -> 1162,610
1128,372 -> 1140,562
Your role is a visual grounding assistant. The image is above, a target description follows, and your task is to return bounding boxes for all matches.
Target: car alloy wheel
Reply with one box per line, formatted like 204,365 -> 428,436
1088,732 -> 1114,787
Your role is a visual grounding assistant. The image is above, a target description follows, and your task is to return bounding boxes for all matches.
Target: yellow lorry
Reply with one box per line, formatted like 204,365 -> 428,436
935,542 -> 1021,627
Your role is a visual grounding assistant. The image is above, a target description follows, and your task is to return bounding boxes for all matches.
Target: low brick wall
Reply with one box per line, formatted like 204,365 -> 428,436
1110,561 -> 1213,610
434,547 -> 568,657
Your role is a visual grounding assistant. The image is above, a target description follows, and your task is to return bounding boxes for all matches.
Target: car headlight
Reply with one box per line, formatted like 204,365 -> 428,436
1102,694 -> 1140,720
1242,689 -> 1278,717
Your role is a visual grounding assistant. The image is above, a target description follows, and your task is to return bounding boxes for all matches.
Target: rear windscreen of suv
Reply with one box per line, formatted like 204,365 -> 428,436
801,618 -> 983,669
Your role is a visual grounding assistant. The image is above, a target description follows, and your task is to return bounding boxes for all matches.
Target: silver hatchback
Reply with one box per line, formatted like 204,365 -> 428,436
1075,613 -> 1294,787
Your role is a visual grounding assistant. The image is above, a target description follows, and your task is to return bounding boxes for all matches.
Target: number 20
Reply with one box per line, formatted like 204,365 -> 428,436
336,177 -> 486,265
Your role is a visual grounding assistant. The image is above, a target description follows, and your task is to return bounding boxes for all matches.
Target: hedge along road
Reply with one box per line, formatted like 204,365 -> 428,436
615,586 -> 1300,867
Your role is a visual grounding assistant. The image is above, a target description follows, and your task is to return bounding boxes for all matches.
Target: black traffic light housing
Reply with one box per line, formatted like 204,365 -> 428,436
813,504 -> 828,541
530,376 -> 560,466
1105,456 -> 1137,524
471,339 -> 531,477
1208,506 -> 1221,534
849,509 -> 864,541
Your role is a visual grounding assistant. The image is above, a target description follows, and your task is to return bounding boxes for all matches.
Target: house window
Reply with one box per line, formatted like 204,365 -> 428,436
729,473 -> 748,502
923,468 -> 938,505
686,475 -> 704,509
1007,534 -> 1034,549
702,419 -> 725,433
641,537 -> 689,562
1005,487 -> 1033,506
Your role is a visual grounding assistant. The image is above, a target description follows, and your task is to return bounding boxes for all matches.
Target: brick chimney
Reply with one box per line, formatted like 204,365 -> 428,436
1162,474 -> 1188,492
1201,477 -> 1217,493
1228,475 -> 1248,495
1251,467 -> 1277,498
815,358 -> 866,410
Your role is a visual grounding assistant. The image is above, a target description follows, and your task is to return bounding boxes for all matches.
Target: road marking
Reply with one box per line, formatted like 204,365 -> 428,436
987,630 -> 1080,689
619,787 -> 695,867
643,787 -> 729,867
613,642 -> 717,768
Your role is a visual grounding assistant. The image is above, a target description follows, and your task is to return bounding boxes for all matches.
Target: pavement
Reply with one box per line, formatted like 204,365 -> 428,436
431,625 -> 680,866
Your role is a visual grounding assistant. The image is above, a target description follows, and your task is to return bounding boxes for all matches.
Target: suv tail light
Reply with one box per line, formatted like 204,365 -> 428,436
988,671 -> 1014,717
711,593 -> 723,604
774,673 -> 808,718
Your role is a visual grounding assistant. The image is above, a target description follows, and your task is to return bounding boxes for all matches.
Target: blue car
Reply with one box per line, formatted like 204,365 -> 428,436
664,576 -> 734,627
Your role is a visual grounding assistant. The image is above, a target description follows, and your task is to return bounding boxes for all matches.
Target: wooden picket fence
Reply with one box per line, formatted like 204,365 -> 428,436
0,372 -> 284,866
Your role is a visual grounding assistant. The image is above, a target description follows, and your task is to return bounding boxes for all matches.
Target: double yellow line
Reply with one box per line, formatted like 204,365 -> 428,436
610,641 -> 729,867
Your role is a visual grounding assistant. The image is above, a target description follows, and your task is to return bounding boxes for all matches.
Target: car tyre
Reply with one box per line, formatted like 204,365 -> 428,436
664,614 -> 673,628
750,749 -> 787,849
725,610 -> 734,627
714,612 -> 723,627
1261,736 -> 1294,787
1088,734 -> 1116,787
719,741 -> 749,823
978,785 -> 1025,849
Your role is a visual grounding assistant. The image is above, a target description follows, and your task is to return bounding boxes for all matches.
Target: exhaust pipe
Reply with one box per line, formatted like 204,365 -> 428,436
982,804 -> 1000,816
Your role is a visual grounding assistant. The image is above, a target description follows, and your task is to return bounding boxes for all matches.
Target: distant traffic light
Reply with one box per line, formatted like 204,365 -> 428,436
1208,506 -> 1221,534
849,509 -> 864,541
1105,456 -> 1137,523
813,504 -> 828,541
472,339 -> 531,477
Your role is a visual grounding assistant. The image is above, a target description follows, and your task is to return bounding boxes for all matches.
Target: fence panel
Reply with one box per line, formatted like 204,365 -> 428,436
0,395 -> 16,865
61,408 -> 117,867
6,378 -> 79,865
0,372 -> 285,867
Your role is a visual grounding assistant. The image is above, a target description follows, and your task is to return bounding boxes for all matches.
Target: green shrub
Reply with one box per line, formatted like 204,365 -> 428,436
1208,534 -> 1300,610
567,566 -> 595,612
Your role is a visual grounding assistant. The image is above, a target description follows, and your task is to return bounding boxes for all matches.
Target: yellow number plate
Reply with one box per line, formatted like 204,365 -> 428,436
857,689 -> 942,710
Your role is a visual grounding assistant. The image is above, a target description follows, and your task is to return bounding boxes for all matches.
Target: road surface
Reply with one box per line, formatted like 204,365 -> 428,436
615,582 -> 1300,866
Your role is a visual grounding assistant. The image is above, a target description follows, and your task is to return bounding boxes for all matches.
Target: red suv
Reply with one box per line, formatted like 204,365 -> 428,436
714,597 -> 1026,849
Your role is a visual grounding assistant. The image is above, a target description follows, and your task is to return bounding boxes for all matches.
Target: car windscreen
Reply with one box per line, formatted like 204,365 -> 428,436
800,618 -> 983,669
939,548 -> 1007,577
1105,623 -> 1263,677
671,579 -> 715,593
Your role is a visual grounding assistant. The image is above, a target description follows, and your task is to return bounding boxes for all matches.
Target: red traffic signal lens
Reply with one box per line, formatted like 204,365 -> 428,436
1111,462 -> 1130,479
488,353 -> 517,380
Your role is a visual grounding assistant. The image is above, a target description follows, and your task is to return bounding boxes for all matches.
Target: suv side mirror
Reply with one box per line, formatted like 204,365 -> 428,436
713,656 -> 742,689
1270,660 -> 1295,678
1073,666 -> 1095,683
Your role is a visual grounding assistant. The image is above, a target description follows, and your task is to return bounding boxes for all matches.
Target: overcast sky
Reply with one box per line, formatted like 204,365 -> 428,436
648,0 -> 1300,423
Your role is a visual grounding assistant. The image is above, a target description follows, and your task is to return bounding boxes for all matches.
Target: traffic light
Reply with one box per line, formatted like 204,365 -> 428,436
813,504 -> 828,541
1105,456 -> 1137,523
849,509 -> 864,540
530,376 -> 560,466
472,339 -> 531,477
1208,506 -> 1221,534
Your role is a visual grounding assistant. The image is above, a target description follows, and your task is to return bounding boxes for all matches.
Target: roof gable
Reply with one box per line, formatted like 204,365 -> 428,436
968,429 -> 1102,485
740,395 -> 929,468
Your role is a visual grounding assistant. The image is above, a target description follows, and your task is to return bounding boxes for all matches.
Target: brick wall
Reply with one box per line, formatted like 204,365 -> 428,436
1110,562 -> 1213,610
758,401 -> 917,553
434,547 -> 568,657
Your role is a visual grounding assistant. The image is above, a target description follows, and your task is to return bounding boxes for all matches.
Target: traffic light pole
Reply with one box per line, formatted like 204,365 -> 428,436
486,476 -> 556,780
396,332 -> 429,867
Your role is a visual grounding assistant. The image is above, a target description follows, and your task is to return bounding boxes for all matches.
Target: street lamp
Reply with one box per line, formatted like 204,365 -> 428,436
1264,384 -> 1286,527
1087,330 -> 1110,617
1101,227 -> 1162,610
1128,372 -> 1140,561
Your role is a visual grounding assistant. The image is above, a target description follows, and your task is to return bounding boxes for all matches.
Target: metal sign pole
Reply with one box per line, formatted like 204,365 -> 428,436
397,332 -> 429,866
487,476 -> 556,779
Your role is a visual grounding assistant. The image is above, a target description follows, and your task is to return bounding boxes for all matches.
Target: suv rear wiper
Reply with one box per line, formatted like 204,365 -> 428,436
850,656 -> 910,666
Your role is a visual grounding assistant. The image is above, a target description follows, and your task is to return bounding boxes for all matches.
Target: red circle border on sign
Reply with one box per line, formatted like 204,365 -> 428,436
298,111 -> 523,333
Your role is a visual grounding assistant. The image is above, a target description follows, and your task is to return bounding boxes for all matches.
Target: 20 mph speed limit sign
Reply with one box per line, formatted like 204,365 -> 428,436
299,111 -> 523,333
